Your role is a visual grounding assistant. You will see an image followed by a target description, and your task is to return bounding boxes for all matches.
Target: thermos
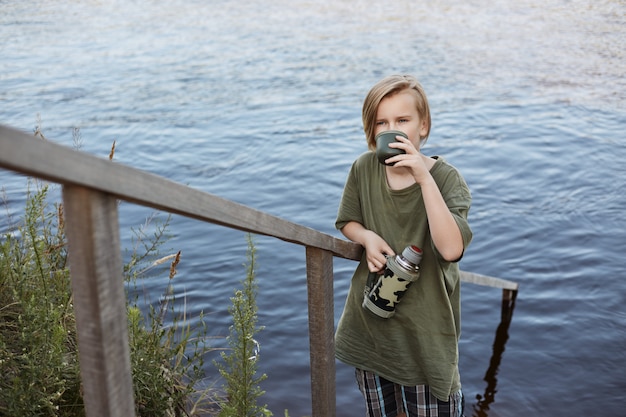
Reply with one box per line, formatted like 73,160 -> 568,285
362,245 -> 423,318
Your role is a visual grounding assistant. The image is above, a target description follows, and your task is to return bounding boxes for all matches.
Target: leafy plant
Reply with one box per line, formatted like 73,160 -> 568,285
125,218 -> 216,416
0,178 -> 217,416
1,125 -> 278,416
0,182 -> 82,416
215,234 -> 272,417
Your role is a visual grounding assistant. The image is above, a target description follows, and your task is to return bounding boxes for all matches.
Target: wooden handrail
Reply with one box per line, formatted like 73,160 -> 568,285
0,125 -> 361,261
0,124 -> 518,417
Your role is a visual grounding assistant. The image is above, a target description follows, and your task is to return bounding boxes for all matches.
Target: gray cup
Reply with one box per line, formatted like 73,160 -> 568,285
375,130 -> 407,165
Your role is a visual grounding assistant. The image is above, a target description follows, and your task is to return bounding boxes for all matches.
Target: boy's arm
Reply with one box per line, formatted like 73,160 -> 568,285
340,221 -> 395,273
419,178 -> 464,262
387,139 -> 466,262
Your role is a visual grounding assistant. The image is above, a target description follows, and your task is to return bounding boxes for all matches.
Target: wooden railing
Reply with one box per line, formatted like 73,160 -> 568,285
0,124 -> 518,417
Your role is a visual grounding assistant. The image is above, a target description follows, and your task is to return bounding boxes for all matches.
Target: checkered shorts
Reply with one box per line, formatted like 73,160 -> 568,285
355,368 -> 464,417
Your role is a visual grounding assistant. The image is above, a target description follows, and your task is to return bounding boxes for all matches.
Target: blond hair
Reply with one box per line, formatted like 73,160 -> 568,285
362,75 -> 432,150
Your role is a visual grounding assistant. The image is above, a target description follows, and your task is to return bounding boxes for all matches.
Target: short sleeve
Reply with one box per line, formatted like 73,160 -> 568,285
431,162 -> 473,262
335,159 -> 363,231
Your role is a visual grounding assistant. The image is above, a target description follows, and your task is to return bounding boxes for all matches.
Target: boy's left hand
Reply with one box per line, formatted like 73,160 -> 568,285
386,136 -> 432,184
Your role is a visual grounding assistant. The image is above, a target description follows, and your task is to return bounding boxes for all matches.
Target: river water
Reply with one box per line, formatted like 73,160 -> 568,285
1,0 -> 625,416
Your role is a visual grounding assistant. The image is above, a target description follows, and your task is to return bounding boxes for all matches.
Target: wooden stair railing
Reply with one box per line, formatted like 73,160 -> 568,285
0,124 -> 518,417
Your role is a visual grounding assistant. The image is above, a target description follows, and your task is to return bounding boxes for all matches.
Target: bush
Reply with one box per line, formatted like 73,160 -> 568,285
0,178 -> 215,416
0,182 -> 82,415
125,217 -> 216,416
1,126 -> 274,416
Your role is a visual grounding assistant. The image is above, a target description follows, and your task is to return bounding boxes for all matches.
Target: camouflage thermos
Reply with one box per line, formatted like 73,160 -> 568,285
362,245 -> 423,318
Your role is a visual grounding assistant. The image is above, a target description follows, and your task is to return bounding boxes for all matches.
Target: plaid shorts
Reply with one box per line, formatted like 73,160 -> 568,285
355,368 -> 464,417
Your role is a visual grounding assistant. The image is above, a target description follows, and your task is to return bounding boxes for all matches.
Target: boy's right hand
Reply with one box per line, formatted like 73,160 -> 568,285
362,231 -> 395,273
340,222 -> 395,273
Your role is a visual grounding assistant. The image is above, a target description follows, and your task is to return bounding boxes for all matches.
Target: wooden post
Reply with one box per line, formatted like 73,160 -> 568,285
63,186 -> 136,417
501,288 -> 518,323
305,247 -> 336,417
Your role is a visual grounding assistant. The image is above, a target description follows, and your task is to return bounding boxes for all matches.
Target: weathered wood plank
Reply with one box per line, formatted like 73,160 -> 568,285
62,186 -> 136,417
306,247 -> 336,417
459,270 -> 519,291
0,124 -> 361,261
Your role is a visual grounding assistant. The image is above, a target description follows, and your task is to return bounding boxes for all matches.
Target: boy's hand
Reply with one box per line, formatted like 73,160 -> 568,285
386,136 -> 432,185
340,222 -> 396,272
362,230 -> 395,273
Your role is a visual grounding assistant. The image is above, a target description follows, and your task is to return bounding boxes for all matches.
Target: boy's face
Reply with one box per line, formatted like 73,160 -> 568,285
374,90 -> 428,150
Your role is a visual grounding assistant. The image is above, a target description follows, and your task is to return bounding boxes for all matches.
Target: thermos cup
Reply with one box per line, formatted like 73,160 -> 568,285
375,130 -> 407,165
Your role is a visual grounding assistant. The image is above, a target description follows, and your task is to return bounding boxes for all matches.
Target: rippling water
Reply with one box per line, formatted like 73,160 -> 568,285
1,1 -> 625,416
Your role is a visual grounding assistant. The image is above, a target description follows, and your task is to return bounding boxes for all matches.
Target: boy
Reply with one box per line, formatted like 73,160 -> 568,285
335,75 -> 472,417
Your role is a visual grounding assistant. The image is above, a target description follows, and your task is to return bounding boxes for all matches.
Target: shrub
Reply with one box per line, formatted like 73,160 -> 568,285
1,126 -> 274,416
215,234 -> 272,417
0,179 -> 214,416
0,182 -> 82,415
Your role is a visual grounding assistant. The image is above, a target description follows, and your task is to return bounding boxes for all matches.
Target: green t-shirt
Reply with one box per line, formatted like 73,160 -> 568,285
335,151 -> 472,401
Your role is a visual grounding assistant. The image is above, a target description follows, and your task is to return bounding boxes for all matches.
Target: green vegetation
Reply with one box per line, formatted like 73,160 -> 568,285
0,128 -> 274,416
0,182 -> 81,415
125,216 -> 215,416
0,179 -> 217,415
215,234 -> 272,417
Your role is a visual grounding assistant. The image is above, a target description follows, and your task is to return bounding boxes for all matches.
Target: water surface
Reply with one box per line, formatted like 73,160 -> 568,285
1,1 -> 625,416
